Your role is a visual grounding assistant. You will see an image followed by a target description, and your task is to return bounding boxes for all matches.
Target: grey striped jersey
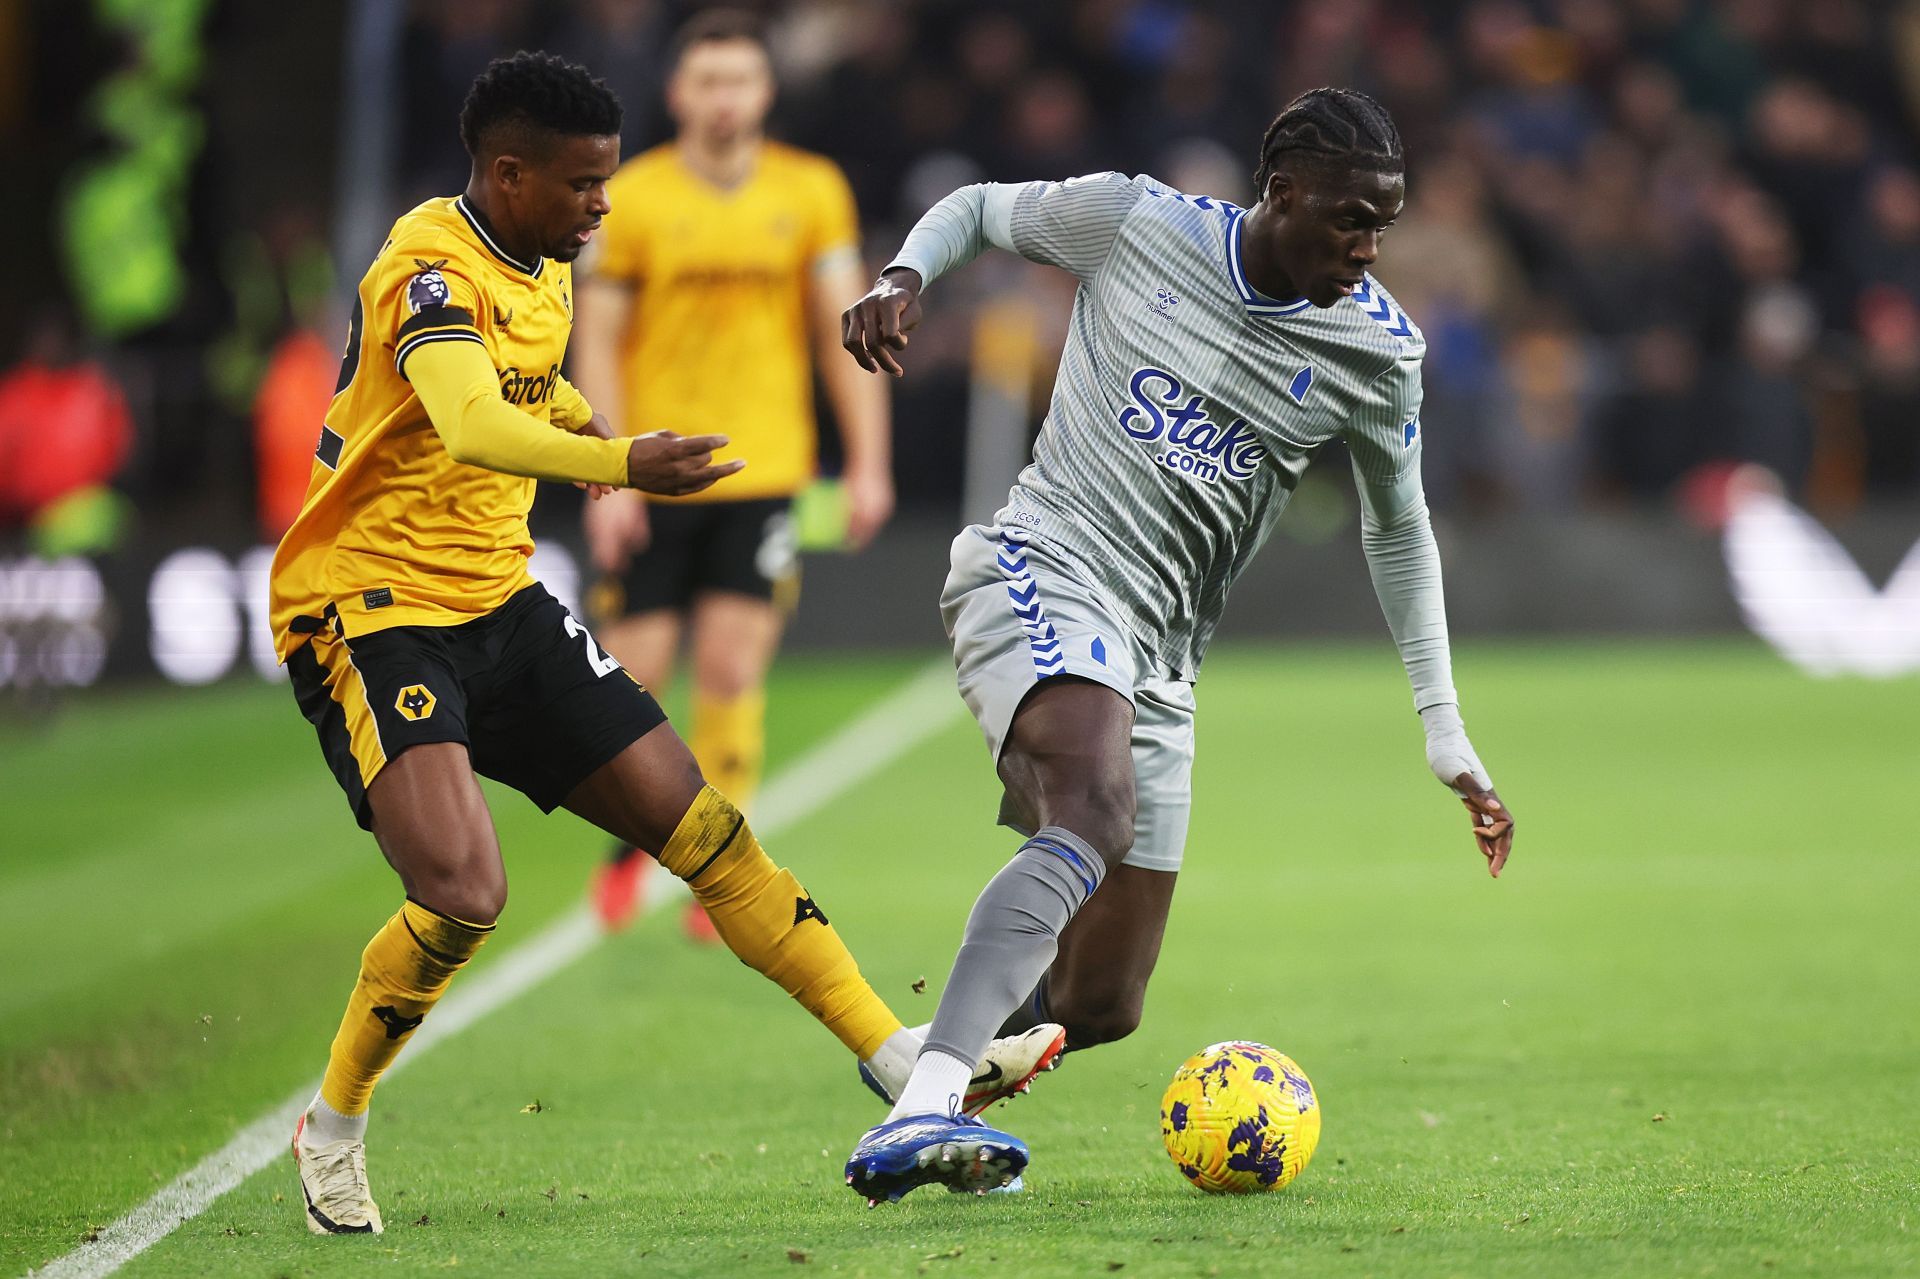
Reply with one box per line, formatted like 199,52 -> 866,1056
891,171 -> 1430,680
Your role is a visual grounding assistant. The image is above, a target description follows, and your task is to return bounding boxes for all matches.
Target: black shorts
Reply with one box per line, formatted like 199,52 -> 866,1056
591,497 -> 799,620
288,583 -> 667,830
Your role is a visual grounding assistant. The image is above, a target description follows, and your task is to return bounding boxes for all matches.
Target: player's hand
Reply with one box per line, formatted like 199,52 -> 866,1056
842,269 -> 923,377
574,413 -> 619,500
584,487 -> 650,572
1452,775 -> 1514,879
842,462 -> 895,549
625,430 -> 745,497
1418,704 -> 1510,877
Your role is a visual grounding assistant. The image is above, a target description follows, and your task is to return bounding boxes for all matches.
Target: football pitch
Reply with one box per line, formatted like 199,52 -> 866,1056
3,640 -> 1916,1278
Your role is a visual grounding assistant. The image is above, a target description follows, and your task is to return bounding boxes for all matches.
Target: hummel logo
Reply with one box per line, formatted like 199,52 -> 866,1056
793,895 -> 830,926
1148,287 -> 1180,319
371,1005 -> 424,1039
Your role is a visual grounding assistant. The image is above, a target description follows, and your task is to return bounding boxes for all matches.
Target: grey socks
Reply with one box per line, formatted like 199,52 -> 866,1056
922,826 -> 1107,1067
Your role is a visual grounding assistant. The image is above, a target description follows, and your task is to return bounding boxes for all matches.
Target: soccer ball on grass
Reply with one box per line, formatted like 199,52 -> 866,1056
1159,1040 -> 1320,1193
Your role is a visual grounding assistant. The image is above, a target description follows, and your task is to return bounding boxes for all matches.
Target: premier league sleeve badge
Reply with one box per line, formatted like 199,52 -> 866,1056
406,258 -> 453,314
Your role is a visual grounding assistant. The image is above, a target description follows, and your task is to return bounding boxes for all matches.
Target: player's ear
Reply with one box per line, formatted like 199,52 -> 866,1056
1266,171 -> 1292,214
492,153 -> 523,193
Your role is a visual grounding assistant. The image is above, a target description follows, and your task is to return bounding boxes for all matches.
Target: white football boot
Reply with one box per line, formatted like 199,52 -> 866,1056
292,1105 -> 384,1235
861,1023 -> 1069,1115
961,1023 -> 1068,1115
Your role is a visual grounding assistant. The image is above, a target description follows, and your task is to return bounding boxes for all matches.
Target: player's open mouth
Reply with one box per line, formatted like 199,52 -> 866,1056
1334,278 -> 1361,296
573,224 -> 599,245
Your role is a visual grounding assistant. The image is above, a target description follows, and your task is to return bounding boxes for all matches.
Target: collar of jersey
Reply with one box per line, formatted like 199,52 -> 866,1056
1226,209 -> 1313,317
454,196 -> 545,278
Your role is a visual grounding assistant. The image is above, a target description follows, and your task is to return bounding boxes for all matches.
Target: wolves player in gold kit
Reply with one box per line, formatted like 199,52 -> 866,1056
577,11 -> 893,937
270,53 -> 1058,1236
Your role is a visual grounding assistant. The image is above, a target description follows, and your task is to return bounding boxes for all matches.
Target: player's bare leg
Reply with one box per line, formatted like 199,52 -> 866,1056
589,608 -> 680,929
367,744 -> 509,923
295,744 -> 506,1235
563,719 -> 707,852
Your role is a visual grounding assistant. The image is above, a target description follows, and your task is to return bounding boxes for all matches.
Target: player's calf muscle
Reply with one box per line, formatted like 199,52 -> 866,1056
1053,994 -> 1144,1048
1046,955 -> 1152,1046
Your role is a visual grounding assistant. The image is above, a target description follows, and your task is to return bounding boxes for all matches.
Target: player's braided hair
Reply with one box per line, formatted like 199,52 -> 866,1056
459,51 -> 623,158
1252,88 -> 1403,194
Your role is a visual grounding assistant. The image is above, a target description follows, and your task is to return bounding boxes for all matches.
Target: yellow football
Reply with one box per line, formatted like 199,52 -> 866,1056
1159,1040 -> 1321,1193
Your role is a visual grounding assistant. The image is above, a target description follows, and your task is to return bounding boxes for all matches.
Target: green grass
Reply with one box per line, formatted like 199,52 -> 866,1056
3,640 -> 1917,1278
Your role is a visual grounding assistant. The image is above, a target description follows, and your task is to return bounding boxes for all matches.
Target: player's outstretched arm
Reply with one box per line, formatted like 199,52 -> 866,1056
410,336 -> 629,484
408,337 -> 742,496
845,181 -> 1007,374
1353,458 -> 1515,877
847,173 -> 1156,376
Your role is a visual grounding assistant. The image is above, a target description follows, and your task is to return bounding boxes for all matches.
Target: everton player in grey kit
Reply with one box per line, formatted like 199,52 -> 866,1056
839,89 -> 1515,1201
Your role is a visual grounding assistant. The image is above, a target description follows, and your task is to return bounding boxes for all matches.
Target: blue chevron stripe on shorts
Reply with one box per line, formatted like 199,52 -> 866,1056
996,529 -> 1067,679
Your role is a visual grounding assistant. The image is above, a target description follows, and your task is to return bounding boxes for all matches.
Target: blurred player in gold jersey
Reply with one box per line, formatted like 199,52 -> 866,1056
574,10 -> 893,935
271,52 -> 1055,1238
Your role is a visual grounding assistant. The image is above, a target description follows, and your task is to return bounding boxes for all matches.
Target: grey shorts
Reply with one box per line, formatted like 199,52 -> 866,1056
941,523 -> 1195,873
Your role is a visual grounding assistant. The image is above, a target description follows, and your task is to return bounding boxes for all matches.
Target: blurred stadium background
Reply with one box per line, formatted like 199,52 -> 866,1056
4,0 -> 1920,691
4,4 -> 1919,1276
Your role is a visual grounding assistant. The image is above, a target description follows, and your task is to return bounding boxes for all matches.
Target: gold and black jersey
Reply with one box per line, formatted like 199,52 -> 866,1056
270,196 -> 585,659
590,142 -> 860,502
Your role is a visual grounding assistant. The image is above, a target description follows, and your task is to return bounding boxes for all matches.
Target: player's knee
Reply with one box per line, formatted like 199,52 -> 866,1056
643,755 -> 711,852
691,657 -> 763,703
404,848 -> 508,925
462,874 -> 508,925
411,880 -> 506,927
1046,778 -> 1136,869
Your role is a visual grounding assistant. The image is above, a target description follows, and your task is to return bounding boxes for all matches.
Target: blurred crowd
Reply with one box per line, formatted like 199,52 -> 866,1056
9,0 -> 1920,543
393,0 -> 1920,517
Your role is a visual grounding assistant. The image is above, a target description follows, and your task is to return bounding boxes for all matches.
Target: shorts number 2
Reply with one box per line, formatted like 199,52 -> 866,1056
562,614 -> 622,678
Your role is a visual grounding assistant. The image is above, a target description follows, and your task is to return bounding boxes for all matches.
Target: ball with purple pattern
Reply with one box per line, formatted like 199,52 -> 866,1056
1159,1040 -> 1321,1194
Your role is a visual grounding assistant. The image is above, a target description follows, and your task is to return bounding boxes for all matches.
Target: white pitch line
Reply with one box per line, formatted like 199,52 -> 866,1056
29,659 -> 960,1279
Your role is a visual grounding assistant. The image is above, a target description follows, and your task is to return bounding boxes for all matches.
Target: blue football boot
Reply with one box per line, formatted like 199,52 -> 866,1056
844,1112 -> 1029,1204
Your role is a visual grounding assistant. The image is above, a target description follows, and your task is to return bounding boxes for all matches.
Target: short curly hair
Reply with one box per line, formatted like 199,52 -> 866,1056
1253,87 -> 1403,195
459,51 -> 623,159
